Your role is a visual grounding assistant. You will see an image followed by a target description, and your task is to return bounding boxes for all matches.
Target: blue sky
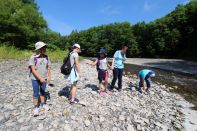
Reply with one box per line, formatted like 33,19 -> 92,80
35,0 -> 190,35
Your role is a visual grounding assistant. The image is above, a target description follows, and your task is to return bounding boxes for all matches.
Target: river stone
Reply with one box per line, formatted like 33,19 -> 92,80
84,120 -> 91,127
18,117 -> 25,123
100,117 -> 105,122
64,125 -> 72,131
137,124 -> 141,130
119,115 -> 125,121
4,104 -> 15,110
37,123 -> 44,131
0,113 -> 5,123
37,115 -> 46,120
20,126 -> 31,131
112,127 -> 118,131
127,124 -> 136,131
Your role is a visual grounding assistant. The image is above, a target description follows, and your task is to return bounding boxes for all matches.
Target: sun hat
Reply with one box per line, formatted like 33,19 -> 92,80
35,41 -> 47,50
98,48 -> 107,55
73,43 -> 81,49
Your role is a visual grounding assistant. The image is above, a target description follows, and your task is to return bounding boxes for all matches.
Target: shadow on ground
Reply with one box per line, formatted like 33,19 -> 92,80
58,86 -> 70,98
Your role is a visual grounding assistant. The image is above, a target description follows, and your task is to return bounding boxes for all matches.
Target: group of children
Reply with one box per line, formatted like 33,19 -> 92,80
29,41 -> 156,116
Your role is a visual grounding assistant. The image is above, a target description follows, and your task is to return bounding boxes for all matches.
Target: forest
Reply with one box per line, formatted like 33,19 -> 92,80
0,0 -> 196,59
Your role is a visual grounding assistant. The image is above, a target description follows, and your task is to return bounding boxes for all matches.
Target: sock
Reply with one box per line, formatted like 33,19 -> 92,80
34,105 -> 39,108
71,98 -> 75,101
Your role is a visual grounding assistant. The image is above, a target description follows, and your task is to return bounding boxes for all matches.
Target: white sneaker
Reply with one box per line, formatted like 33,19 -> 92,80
42,104 -> 50,111
33,108 -> 39,116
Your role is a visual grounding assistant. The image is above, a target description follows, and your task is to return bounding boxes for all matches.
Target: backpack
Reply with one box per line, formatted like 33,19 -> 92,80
28,55 -> 48,76
60,52 -> 73,75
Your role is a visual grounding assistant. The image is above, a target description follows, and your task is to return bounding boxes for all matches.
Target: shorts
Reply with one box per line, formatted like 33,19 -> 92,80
32,80 -> 47,99
98,70 -> 108,82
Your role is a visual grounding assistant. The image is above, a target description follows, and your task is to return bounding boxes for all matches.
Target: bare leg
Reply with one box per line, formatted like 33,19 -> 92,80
70,85 -> 77,100
40,95 -> 45,104
33,98 -> 38,106
99,81 -> 102,93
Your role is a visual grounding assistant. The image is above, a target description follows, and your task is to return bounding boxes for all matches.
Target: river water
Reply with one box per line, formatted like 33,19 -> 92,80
124,63 -> 197,131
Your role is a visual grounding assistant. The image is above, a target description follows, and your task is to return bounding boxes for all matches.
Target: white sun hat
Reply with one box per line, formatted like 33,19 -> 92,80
72,43 -> 80,49
35,41 -> 47,50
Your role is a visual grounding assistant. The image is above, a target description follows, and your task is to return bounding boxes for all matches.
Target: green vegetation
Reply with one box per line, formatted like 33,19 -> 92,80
0,45 -> 67,61
46,49 -> 68,62
0,45 -> 32,60
0,0 -> 196,60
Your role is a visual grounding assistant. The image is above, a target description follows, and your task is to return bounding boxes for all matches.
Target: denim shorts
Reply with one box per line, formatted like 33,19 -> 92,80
31,80 -> 47,99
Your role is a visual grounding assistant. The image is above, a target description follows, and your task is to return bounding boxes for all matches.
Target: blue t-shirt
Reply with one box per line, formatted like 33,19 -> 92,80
138,69 -> 153,79
113,50 -> 126,69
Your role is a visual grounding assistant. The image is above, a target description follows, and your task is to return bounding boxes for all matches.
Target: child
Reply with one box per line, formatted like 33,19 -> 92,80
29,41 -> 51,116
138,69 -> 155,94
65,44 -> 81,104
87,48 -> 112,96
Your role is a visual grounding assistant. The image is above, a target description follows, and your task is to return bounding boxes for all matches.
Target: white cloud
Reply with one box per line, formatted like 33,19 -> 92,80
183,0 -> 190,5
44,15 -> 74,35
98,5 -> 120,16
143,1 -> 151,11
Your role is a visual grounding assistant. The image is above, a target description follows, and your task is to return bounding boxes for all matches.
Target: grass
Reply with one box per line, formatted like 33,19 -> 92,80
0,45 -> 32,60
46,49 -> 68,62
0,45 -> 68,62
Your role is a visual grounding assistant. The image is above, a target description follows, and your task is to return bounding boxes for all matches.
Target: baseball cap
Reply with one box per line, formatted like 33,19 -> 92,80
73,43 -> 80,49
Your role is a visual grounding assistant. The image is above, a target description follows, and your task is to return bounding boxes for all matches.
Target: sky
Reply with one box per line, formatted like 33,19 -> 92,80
35,0 -> 190,35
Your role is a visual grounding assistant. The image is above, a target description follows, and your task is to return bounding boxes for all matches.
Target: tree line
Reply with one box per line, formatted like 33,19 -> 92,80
0,0 -> 196,59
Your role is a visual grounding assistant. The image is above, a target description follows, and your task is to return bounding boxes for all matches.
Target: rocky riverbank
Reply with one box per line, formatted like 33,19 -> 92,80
0,59 -> 188,131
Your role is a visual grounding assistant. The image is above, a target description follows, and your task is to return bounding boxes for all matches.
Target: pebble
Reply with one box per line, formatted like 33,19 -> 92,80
112,127 -> 118,131
84,120 -> 91,127
4,104 -> 15,110
127,124 -> 136,131
100,117 -> 105,122
20,126 -> 31,131
119,115 -> 125,121
0,113 -> 5,123
137,124 -> 141,130
64,125 -> 72,131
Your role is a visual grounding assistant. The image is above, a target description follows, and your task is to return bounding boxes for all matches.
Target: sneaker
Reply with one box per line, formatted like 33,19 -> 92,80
33,108 -> 39,117
138,93 -> 143,98
117,88 -> 122,92
42,104 -> 50,111
100,92 -> 104,97
70,98 -> 79,105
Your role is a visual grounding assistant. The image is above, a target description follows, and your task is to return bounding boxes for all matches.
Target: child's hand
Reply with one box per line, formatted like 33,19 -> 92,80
143,86 -> 147,92
40,78 -> 46,83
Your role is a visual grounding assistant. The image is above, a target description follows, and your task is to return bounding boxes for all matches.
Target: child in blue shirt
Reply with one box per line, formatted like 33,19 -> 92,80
138,69 -> 155,94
